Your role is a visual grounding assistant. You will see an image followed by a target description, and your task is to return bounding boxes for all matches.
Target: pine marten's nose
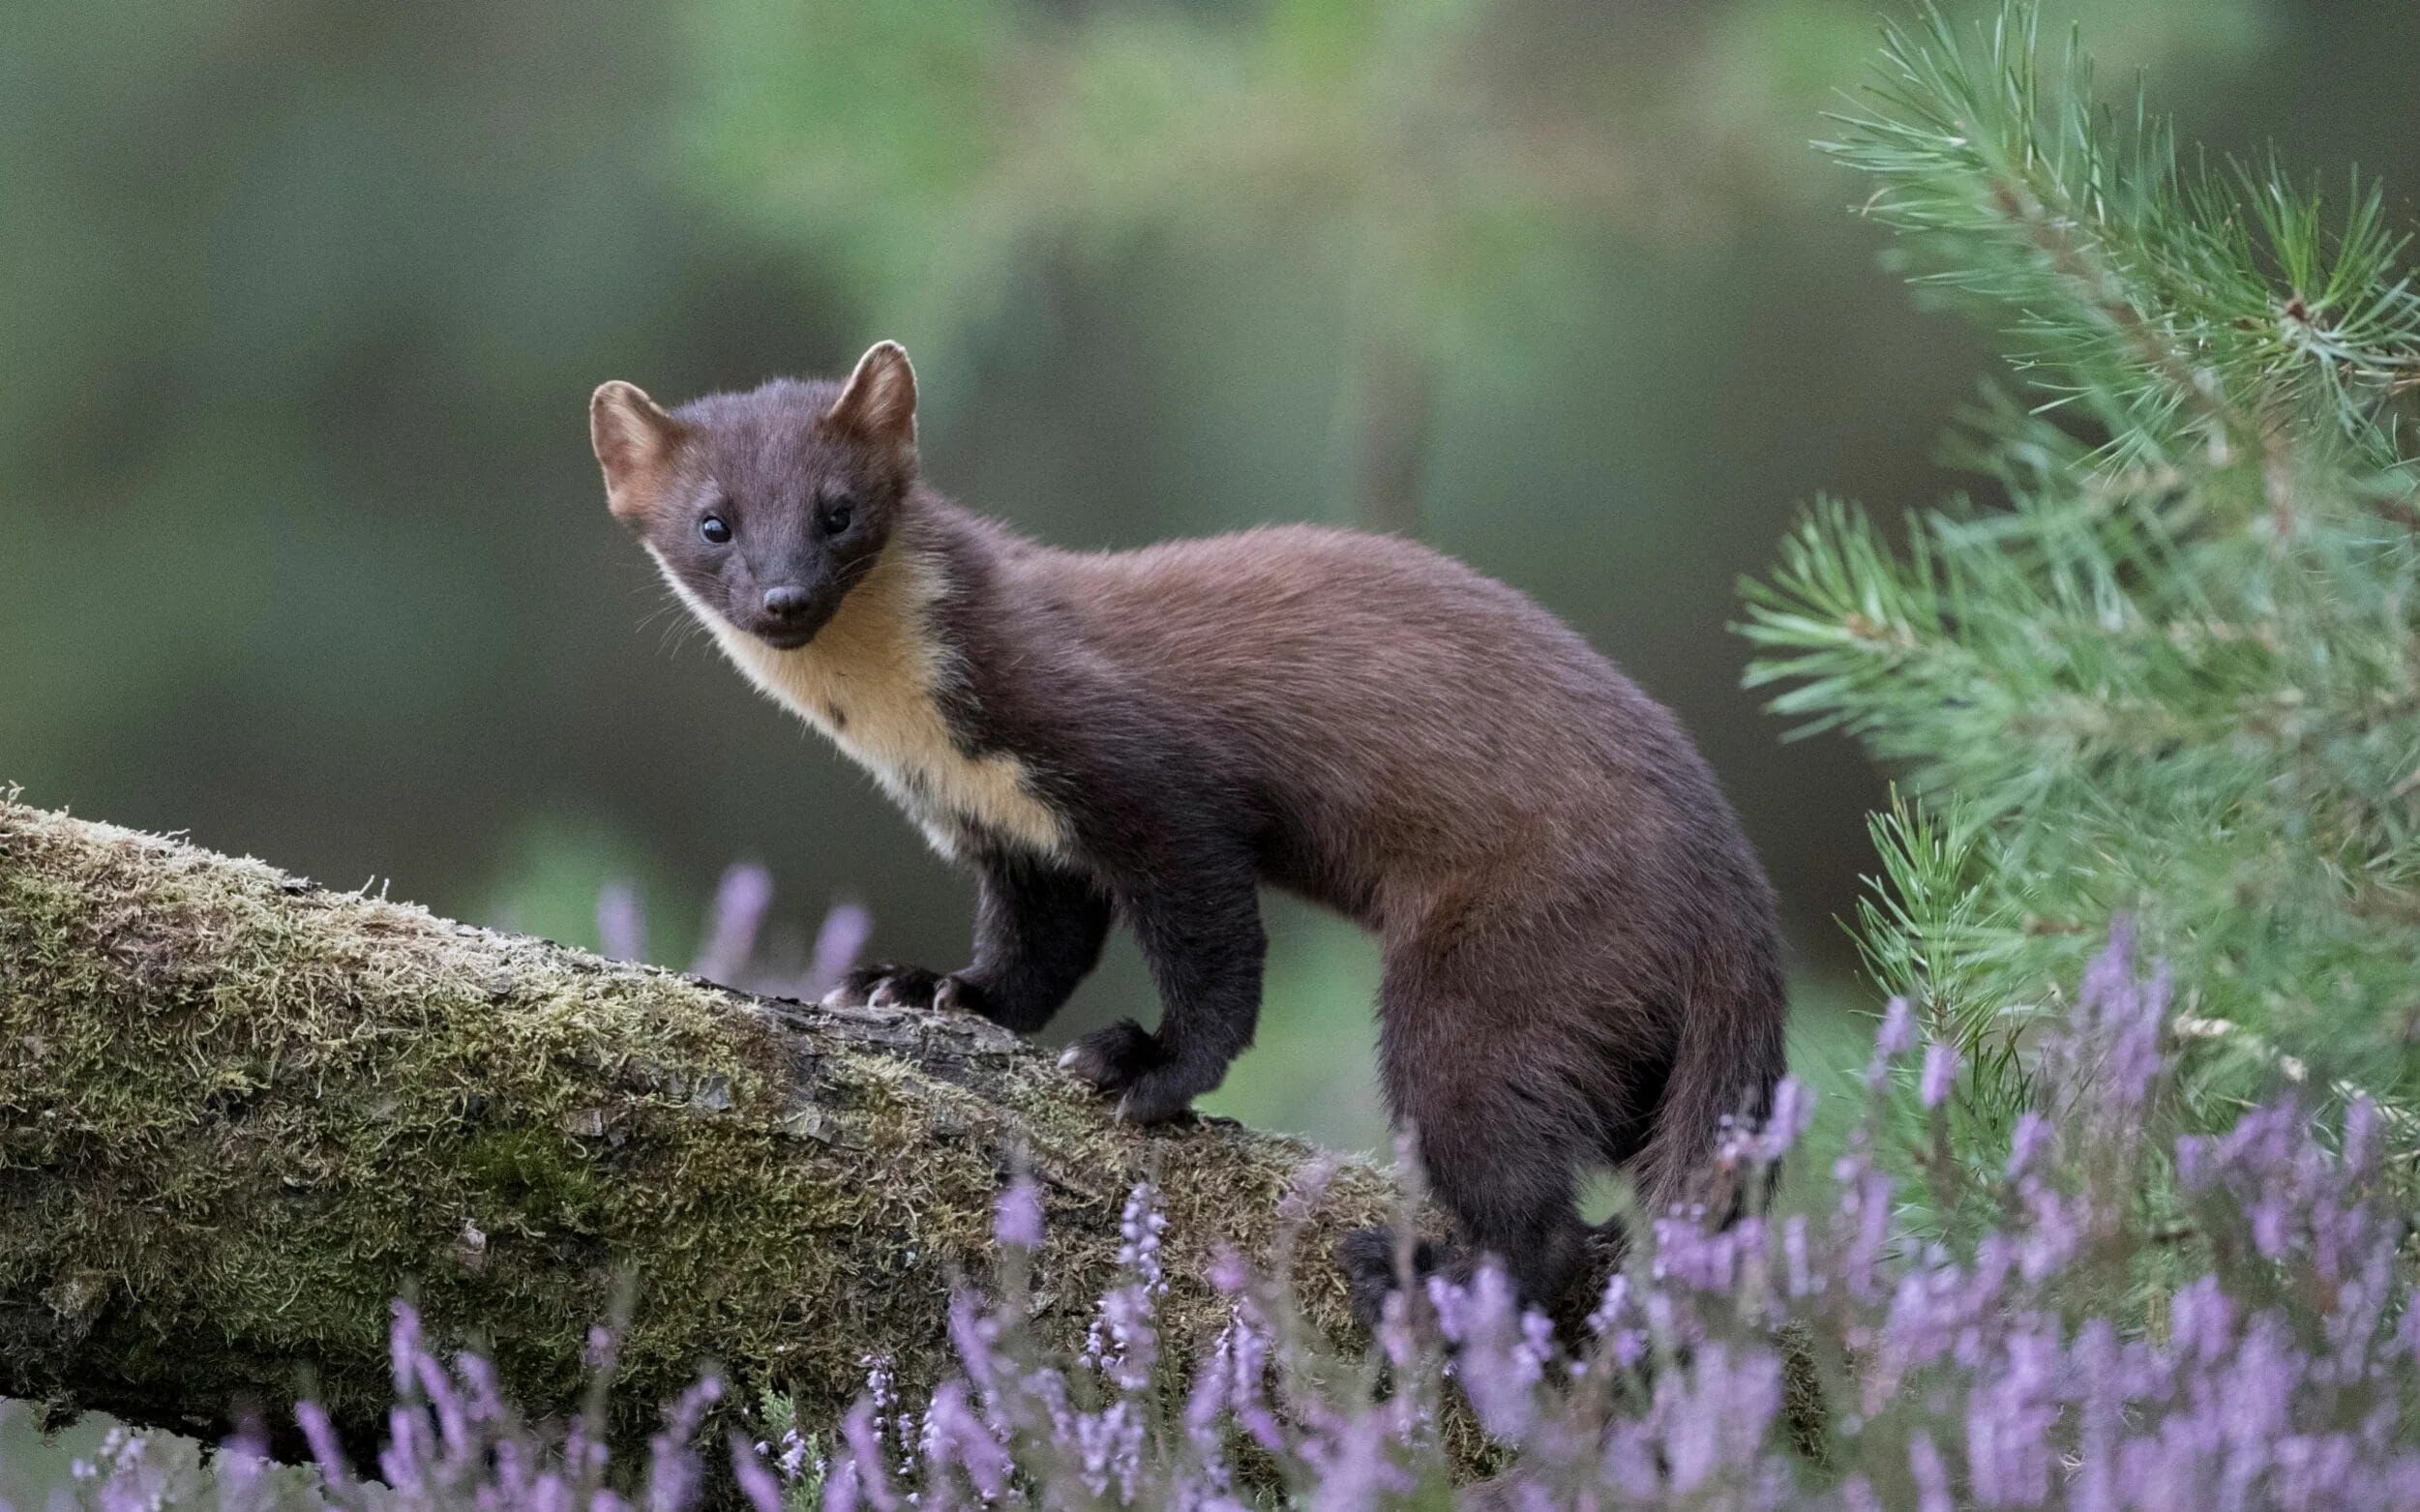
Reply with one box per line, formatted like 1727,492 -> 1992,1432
762,585 -> 813,621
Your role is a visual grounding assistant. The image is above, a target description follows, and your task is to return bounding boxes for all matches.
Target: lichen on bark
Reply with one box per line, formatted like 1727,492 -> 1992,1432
0,798 -> 1393,1452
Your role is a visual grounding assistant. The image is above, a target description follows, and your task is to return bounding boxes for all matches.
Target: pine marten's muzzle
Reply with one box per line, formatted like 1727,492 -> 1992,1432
744,578 -> 840,649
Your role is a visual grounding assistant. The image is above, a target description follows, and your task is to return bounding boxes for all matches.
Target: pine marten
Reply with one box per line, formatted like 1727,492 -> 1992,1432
590,341 -> 1788,1317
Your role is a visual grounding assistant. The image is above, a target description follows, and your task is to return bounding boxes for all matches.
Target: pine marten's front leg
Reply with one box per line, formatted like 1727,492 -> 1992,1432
961,855 -> 1113,1030
1060,850 -> 1267,1125
823,853 -> 1109,1028
830,841 -> 1264,1127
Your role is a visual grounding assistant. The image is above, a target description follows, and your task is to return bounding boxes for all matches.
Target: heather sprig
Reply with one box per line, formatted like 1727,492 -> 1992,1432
596,862 -> 871,1001
36,934 -> 2420,1511
794,931 -> 2420,1510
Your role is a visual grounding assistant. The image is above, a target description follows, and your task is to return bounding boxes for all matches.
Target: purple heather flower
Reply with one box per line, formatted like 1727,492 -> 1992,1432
1920,1039 -> 1959,1108
583,1322 -> 620,1373
1071,1398 -> 1146,1501
837,1399 -> 901,1512
1207,1304 -> 1285,1454
731,1437 -> 788,1512
1302,1408 -> 1414,1512
993,1177 -> 1045,1252
1427,1263 -> 1545,1441
389,1298 -> 428,1394
946,1289 -> 1009,1410
214,1422 -> 274,1512
1084,1182 -> 1169,1392
921,1379 -> 1012,1501
2015,1185 -> 2085,1285
1586,1272 -> 1633,1338
2343,1094 -> 2381,1177
1908,1429 -> 1954,1512
1182,1327 -> 1239,1483
294,1399 -> 354,1489
780,1427 -> 818,1483
416,1353 -> 473,1467
381,1402 -> 433,1494
1660,1342 -> 1781,1494
1839,1164 -> 1896,1302
1599,1421 -> 1662,1500
643,1377 -> 723,1512
2169,1276 -> 2238,1367
1966,1328 -> 2057,1506
1783,1213 -> 1816,1299
692,861 -> 775,985
457,1349 -> 504,1423
2006,1111 -> 2052,1180
596,880 -> 644,963
821,1458 -> 863,1512
1762,1074 -> 1811,1162
807,901 -> 875,998
1874,995 -> 1918,1061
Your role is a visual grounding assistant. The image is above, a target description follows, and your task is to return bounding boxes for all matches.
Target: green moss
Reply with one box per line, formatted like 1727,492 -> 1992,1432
0,798 -> 1397,1458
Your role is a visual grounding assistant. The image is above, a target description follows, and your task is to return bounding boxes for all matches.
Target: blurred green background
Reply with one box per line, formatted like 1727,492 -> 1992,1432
6,0 -> 2416,1155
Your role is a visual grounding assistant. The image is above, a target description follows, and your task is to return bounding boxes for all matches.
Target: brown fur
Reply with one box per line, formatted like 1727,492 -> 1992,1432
590,343 -> 1789,1316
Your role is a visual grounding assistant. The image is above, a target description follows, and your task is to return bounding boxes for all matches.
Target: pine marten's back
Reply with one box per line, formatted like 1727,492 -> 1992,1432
1025,523 -> 1738,930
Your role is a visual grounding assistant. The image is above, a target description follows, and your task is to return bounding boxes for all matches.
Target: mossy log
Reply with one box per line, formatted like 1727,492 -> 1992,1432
0,799 -> 1394,1452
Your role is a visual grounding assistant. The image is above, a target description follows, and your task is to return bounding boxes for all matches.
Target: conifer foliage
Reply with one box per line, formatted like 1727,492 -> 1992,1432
1743,3 -> 2420,1136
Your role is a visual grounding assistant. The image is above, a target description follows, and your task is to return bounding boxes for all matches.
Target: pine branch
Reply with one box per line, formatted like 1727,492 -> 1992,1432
1746,2 -> 2420,1151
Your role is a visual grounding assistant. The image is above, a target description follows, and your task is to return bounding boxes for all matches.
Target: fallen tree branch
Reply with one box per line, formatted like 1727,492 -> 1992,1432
0,798 -> 1392,1453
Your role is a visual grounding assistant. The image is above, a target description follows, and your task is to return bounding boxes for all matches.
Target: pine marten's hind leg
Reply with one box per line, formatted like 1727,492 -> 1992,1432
1340,940 -> 1597,1325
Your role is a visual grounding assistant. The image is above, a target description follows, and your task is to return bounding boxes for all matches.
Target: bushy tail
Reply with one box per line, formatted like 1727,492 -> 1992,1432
1628,940 -> 1790,1220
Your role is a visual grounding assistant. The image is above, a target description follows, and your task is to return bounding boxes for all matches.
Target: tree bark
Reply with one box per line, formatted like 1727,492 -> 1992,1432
0,799 -> 1394,1453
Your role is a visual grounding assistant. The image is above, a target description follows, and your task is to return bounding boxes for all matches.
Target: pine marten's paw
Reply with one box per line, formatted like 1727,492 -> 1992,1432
1059,1021 -> 1202,1125
1057,1019 -> 1164,1093
821,963 -> 975,1015
1337,1226 -> 1443,1331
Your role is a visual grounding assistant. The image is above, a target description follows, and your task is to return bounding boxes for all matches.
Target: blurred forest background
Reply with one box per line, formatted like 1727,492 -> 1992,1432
7,0 -> 2419,1154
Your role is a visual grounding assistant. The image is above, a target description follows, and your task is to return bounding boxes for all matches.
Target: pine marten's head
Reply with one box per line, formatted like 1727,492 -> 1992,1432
589,341 -> 920,650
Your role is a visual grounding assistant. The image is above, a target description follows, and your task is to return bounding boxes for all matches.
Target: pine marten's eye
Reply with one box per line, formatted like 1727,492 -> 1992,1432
822,501 -> 854,536
699,515 -> 732,545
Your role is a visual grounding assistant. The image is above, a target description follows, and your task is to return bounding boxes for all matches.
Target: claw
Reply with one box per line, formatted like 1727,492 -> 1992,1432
826,963 -> 953,1012
1115,1089 -> 1184,1126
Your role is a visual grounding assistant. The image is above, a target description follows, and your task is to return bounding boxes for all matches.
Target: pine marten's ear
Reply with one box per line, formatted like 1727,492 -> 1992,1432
590,381 -> 686,523
823,341 -> 917,460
